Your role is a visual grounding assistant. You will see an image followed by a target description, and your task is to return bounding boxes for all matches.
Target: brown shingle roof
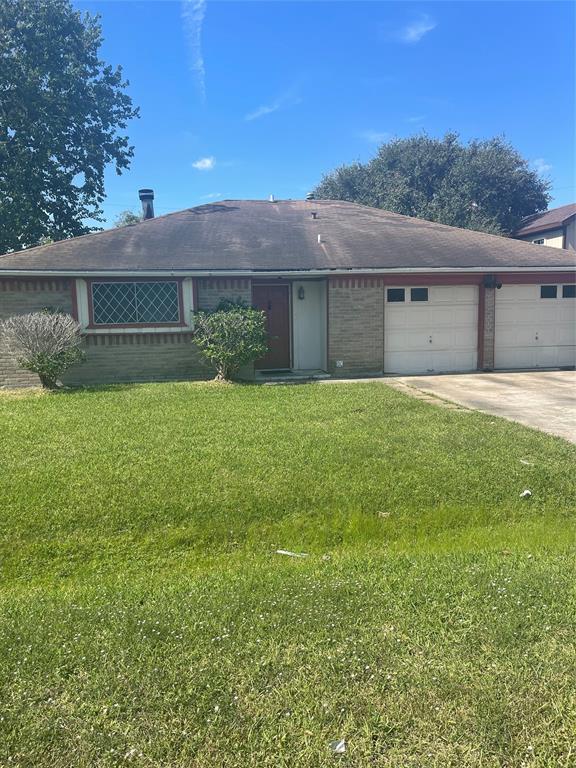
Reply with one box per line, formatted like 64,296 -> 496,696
1,199 -> 575,273
514,203 -> 576,237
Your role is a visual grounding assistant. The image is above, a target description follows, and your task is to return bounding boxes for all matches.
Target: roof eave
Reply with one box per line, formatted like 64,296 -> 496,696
0,265 -> 575,278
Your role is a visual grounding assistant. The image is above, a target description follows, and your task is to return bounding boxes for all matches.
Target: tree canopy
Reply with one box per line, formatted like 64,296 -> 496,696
313,133 -> 551,235
114,210 -> 141,228
0,0 -> 139,254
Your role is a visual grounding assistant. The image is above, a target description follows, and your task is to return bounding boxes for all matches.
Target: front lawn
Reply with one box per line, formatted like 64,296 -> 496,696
1,382 -> 575,766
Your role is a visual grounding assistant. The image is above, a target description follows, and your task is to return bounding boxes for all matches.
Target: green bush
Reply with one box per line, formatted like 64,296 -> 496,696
193,299 -> 268,380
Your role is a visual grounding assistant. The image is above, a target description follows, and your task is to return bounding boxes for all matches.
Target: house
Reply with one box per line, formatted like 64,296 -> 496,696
1,191 -> 575,387
514,203 -> 576,250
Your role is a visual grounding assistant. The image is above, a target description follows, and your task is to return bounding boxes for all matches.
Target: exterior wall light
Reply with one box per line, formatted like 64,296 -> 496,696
298,286 -> 305,300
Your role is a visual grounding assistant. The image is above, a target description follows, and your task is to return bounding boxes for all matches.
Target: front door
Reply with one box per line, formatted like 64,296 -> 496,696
252,284 -> 291,369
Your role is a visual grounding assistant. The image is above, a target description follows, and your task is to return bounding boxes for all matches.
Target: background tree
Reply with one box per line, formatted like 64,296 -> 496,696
0,0 -> 139,254
114,210 -> 141,227
313,133 -> 551,235
193,300 -> 269,381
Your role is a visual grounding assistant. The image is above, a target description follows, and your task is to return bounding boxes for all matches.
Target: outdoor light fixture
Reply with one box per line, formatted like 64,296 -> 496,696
298,286 -> 305,300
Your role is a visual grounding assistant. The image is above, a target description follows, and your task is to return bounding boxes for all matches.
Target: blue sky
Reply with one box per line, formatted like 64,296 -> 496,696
76,0 -> 575,225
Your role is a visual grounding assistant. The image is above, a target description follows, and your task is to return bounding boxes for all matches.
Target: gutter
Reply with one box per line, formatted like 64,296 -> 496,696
0,266 -> 575,278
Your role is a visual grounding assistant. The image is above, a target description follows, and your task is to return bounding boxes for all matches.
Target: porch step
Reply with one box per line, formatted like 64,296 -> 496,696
255,369 -> 331,384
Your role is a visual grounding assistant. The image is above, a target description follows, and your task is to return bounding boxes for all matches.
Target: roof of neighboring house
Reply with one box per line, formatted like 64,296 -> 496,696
1,199 -> 575,274
514,203 -> 576,237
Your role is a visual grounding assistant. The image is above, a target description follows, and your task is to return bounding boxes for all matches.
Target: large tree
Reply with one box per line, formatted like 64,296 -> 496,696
313,133 -> 551,235
0,0 -> 139,253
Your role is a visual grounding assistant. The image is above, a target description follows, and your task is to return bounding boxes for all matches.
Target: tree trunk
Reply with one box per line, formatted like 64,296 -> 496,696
38,374 -> 57,389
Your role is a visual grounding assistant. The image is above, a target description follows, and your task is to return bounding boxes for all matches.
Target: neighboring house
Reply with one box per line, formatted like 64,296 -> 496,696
0,191 -> 575,387
514,203 -> 576,250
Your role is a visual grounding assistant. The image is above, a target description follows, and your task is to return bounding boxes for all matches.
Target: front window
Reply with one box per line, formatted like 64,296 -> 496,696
91,281 -> 180,325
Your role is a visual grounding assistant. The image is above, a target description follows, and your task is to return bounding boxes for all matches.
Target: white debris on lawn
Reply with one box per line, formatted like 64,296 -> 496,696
275,549 -> 309,558
330,738 -> 346,754
519,459 -> 534,466
520,489 -> 532,498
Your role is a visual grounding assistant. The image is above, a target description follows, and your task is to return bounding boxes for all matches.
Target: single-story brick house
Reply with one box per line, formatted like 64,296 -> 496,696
1,193 -> 575,387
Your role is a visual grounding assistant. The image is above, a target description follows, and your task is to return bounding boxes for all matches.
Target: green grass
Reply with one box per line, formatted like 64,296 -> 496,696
1,381 -> 575,766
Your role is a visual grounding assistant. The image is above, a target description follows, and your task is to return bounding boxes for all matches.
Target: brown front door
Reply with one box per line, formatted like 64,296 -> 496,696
252,284 -> 291,369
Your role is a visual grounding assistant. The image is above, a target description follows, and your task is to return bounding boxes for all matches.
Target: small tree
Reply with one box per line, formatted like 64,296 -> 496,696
0,311 -> 85,389
114,210 -> 141,227
193,300 -> 268,381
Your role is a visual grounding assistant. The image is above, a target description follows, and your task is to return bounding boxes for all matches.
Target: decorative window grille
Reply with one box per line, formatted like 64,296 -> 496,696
91,282 -> 180,325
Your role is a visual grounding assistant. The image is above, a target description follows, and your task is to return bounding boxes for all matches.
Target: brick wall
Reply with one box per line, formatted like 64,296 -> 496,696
197,278 -> 252,311
0,279 -> 74,388
482,286 -> 496,370
1,277 -> 255,388
327,278 -> 385,376
64,332 -> 210,386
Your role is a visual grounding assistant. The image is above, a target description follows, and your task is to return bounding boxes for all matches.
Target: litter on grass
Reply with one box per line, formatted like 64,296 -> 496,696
520,489 -> 532,498
330,739 -> 346,754
519,459 -> 534,466
275,549 -> 309,558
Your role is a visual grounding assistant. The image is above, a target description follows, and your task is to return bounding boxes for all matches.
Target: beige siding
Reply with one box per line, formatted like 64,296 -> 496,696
518,228 -> 565,248
565,219 -> 576,250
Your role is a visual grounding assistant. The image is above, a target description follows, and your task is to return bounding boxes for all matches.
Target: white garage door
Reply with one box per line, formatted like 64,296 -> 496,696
384,285 -> 478,374
495,283 -> 576,369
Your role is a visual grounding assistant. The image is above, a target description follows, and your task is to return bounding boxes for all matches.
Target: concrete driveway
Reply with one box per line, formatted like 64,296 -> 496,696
394,370 -> 576,443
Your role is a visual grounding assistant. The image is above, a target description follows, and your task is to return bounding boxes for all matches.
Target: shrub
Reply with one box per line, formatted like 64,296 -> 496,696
193,300 -> 268,381
0,311 -> 85,389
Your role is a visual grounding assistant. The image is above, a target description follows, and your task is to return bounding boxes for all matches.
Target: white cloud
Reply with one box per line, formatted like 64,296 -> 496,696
200,192 -> 223,200
245,89 -> 301,121
406,115 -> 425,123
359,130 -> 390,144
181,0 -> 207,100
397,14 -> 436,44
530,158 -> 552,176
192,156 -> 215,171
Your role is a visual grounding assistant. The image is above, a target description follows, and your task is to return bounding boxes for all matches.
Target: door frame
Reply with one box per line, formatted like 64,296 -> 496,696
252,281 -> 293,370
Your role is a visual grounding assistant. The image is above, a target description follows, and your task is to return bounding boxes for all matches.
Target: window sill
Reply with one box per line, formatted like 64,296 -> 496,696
84,325 -> 193,335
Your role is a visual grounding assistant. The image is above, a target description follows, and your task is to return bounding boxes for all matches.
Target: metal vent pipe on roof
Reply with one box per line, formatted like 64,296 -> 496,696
138,188 -> 155,219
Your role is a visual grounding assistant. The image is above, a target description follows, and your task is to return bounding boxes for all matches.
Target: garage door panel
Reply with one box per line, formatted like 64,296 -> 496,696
499,285 -> 540,303
495,284 -> 576,369
557,326 -> 576,345
386,330 -> 430,351
430,286 -> 477,304
558,346 -> 576,366
432,349 -> 477,371
384,285 -> 478,374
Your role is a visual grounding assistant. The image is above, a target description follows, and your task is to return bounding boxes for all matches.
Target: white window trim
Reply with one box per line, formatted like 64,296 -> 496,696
538,283 -> 575,301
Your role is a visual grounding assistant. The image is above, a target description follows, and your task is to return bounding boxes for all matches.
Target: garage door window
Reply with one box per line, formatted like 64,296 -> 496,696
387,288 -> 405,302
563,285 -> 576,298
410,288 -> 429,302
540,285 -> 557,299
